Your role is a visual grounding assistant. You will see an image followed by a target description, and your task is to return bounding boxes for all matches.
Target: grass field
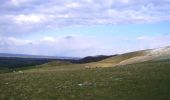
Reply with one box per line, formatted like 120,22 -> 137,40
0,60 -> 170,100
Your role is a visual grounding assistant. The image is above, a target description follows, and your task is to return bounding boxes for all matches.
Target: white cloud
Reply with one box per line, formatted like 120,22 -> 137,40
0,34 -> 170,57
111,0 -> 130,4
13,14 -> 46,25
42,37 -> 56,43
0,0 -> 170,35
6,37 -> 32,46
0,0 -> 170,56
137,35 -> 170,41
0,35 -> 107,57
121,0 -> 130,4
10,0 -> 31,6
65,2 -> 82,8
136,35 -> 170,49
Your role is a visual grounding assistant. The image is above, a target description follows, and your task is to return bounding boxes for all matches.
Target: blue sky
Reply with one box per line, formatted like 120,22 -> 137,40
0,0 -> 170,57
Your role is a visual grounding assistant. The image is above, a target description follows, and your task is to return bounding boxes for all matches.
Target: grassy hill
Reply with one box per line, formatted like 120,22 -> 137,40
0,59 -> 170,100
85,50 -> 146,68
85,46 -> 170,68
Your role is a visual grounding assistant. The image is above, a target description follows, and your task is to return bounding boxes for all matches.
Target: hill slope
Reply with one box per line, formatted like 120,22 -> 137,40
86,46 -> 170,68
0,59 -> 170,100
22,46 -> 170,69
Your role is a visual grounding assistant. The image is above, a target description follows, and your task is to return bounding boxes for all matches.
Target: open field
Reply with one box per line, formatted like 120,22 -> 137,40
0,60 -> 170,100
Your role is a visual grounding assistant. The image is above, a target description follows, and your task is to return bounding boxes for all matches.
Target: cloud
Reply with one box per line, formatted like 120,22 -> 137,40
0,0 -> 170,35
64,2 -> 82,8
10,0 -> 31,6
0,35 -> 110,57
64,35 -> 74,39
13,14 -> 46,24
0,0 -> 170,56
0,34 -> 170,57
42,37 -> 56,42
136,35 -> 170,49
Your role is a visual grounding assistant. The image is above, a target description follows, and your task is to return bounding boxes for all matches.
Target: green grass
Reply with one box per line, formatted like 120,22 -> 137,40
0,60 -> 170,100
0,67 -> 12,74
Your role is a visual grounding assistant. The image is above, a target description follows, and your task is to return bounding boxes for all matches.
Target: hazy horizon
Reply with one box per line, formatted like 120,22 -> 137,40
0,0 -> 170,57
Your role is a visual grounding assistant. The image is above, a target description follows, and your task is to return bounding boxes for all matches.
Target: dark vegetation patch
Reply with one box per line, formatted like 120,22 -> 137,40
72,55 -> 116,63
0,57 -> 58,69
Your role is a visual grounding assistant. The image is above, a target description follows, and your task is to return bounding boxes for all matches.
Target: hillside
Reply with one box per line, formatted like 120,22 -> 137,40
86,46 -> 170,68
0,59 -> 170,100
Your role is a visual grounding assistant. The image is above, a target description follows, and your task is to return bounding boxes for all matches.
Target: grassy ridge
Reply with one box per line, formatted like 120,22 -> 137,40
0,60 -> 170,100
85,51 -> 146,68
99,50 -> 146,64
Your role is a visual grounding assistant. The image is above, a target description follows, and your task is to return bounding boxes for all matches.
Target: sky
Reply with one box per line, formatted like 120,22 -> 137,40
0,0 -> 170,57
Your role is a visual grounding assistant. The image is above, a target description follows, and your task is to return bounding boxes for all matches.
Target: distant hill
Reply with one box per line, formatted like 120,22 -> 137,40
74,55 -> 116,63
1,46 -> 170,69
0,53 -> 79,69
0,53 -> 79,60
0,57 -> 58,69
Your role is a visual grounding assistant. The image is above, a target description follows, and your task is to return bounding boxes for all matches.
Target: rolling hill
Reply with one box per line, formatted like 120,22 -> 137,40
86,46 -> 170,68
0,54 -> 170,100
72,55 -> 115,63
